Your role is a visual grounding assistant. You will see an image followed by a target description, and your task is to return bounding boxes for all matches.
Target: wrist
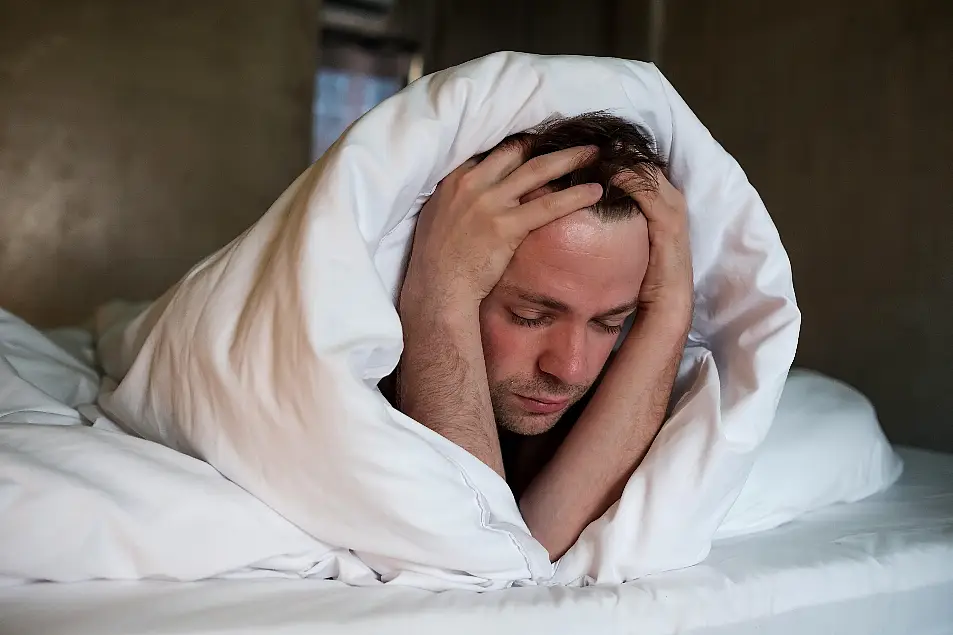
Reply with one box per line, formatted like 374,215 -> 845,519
400,291 -> 480,336
630,303 -> 692,343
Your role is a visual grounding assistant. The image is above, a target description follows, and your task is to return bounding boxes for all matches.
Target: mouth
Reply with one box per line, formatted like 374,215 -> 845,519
513,393 -> 570,415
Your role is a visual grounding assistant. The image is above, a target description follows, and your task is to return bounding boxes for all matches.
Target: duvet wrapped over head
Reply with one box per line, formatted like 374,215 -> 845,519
97,52 -> 801,590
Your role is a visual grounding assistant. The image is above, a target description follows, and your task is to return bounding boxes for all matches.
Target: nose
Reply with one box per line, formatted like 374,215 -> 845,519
537,323 -> 588,387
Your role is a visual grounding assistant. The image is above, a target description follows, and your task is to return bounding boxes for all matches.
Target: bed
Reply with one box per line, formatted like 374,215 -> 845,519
2,444 -> 951,635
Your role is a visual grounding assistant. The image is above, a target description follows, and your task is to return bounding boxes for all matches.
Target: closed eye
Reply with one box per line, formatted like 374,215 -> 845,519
592,321 -> 624,335
510,312 -> 550,329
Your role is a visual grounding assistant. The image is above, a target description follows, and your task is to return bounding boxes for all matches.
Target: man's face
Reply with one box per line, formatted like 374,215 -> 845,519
479,208 -> 650,435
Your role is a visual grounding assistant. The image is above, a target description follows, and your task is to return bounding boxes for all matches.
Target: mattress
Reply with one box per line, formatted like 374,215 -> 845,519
2,446 -> 951,635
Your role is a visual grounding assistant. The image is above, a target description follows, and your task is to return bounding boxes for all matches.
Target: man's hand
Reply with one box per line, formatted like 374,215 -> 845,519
615,169 -> 693,331
400,143 -> 603,318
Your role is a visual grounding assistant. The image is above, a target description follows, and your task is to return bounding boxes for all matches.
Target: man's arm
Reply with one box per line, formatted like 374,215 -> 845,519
398,301 -> 504,476
518,170 -> 693,560
517,311 -> 688,558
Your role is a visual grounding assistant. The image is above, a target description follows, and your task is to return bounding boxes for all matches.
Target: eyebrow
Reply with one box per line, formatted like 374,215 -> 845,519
595,300 -> 639,319
508,287 -> 570,312
502,283 -> 638,319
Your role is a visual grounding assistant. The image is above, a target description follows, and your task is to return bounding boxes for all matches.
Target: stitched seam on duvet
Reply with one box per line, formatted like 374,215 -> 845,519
427,444 -> 535,579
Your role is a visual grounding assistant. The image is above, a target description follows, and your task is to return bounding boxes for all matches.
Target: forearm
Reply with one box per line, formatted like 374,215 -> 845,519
519,314 -> 688,559
397,302 -> 505,477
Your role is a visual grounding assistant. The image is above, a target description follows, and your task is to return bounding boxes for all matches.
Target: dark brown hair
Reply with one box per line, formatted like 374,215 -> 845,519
494,111 -> 666,221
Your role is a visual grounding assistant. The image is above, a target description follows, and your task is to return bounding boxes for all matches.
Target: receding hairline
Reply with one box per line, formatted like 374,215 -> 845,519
522,184 -> 649,224
489,111 -> 667,222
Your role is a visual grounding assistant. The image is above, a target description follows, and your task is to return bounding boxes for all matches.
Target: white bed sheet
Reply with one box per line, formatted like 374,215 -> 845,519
2,446 -> 951,635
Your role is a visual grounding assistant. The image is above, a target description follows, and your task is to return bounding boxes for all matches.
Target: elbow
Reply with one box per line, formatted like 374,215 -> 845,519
519,499 -> 576,563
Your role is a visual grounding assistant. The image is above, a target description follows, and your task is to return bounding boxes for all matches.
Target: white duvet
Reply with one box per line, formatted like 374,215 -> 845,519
0,310 -> 902,588
2,446 -> 947,635
6,52 -> 805,590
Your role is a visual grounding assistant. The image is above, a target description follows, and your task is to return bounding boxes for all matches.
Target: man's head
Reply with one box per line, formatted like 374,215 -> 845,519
478,112 -> 666,435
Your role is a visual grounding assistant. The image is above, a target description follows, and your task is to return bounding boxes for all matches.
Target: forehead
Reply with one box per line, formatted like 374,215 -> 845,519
500,210 -> 649,311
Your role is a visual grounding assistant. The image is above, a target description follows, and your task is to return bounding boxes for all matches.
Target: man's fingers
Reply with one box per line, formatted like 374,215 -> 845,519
457,157 -> 481,172
441,157 -> 482,190
611,168 -> 678,223
499,145 -> 598,201
519,185 -> 551,205
466,138 -> 531,186
611,165 -> 668,193
512,183 -> 603,234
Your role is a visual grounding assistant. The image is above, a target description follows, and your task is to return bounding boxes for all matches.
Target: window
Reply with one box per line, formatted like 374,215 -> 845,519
312,29 -> 417,161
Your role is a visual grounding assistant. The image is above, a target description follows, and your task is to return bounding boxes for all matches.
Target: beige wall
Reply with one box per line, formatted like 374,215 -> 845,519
0,0 -> 319,326
661,0 -> 953,451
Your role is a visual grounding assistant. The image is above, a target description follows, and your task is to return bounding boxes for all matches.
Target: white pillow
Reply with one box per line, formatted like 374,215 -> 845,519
0,309 -> 98,426
716,369 -> 903,538
97,52 -> 800,589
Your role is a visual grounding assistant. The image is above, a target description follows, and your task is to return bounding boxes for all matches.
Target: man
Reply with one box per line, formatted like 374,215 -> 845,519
391,113 -> 693,560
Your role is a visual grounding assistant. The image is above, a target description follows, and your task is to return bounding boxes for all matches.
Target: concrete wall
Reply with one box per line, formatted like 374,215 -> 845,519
661,0 -> 953,450
0,0 -> 320,326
